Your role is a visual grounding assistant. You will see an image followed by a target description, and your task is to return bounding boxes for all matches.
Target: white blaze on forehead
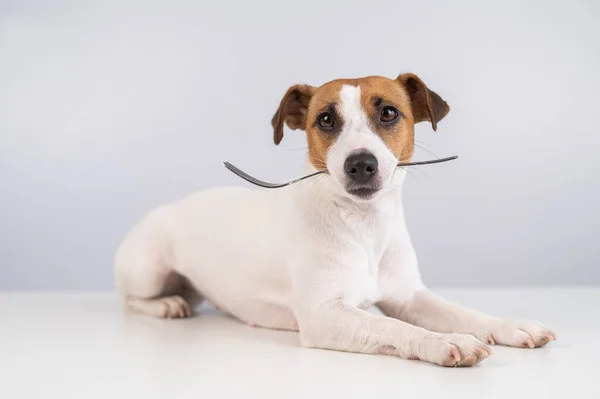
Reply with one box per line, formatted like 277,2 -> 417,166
339,84 -> 367,132
335,83 -> 381,151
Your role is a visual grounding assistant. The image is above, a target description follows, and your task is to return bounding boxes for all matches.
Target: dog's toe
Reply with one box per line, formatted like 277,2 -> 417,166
487,319 -> 556,348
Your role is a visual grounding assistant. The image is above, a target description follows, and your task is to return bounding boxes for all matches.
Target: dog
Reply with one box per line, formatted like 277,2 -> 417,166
115,73 -> 556,366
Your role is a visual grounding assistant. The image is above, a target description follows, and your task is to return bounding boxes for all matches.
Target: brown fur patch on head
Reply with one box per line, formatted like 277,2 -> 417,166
271,74 -> 449,169
304,79 -> 351,170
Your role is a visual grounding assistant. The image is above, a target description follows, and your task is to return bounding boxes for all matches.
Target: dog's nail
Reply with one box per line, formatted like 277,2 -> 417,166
450,347 -> 461,362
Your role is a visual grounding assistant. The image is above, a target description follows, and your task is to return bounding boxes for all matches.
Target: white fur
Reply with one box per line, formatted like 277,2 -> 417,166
115,83 -> 555,366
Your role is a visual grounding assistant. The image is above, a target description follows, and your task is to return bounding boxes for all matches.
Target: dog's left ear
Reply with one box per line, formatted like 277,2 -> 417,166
271,84 -> 314,145
396,73 -> 450,131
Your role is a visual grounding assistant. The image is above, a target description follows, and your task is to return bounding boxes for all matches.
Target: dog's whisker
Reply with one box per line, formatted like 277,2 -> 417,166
308,155 -> 328,166
311,162 -> 328,168
282,146 -> 309,152
295,170 -> 328,190
414,139 -> 436,149
414,143 -> 439,159
407,165 -> 427,178
399,166 -> 419,181
397,147 -> 418,162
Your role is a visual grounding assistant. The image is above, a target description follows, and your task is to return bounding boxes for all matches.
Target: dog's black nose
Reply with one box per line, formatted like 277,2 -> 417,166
344,152 -> 378,183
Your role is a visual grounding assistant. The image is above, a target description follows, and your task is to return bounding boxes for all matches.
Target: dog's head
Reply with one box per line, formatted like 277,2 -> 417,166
272,74 -> 449,201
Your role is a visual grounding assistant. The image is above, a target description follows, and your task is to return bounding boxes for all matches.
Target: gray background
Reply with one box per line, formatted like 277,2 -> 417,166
1,0 -> 599,290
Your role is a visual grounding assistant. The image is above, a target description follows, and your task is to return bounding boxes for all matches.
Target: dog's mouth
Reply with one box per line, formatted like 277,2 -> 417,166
346,185 -> 380,200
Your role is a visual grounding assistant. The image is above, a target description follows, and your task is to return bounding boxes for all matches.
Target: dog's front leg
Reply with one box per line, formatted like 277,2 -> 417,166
378,235 -> 556,349
379,290 -> 557,348
298,298 -> 492,366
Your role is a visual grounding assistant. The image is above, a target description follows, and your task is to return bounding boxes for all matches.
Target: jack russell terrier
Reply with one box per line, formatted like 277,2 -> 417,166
115,73 -> 556,367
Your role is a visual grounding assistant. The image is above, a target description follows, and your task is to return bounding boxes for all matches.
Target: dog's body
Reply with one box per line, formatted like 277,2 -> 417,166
116,170 -> 414,331
115,74 -> 555,366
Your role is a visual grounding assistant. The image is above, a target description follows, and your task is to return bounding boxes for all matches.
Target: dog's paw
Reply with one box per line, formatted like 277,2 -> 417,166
126,295 -> 192,318
418,333 -> 493,367
479,319 -> 556,348
156,295 -> 192,318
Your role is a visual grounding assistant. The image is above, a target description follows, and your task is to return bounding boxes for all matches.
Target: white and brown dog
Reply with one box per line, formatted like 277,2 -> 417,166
115,73 -> 556,367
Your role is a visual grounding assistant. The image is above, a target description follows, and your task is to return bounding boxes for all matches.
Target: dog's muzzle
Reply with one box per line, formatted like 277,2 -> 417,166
344,151 -> 380,199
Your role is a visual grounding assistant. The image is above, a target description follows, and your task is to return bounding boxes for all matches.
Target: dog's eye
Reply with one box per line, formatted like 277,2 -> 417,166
317,112 -> 335,129
380,106 -> 399,123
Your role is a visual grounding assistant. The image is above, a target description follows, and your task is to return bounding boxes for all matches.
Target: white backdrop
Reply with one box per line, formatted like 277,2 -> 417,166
1,0 -> 599,289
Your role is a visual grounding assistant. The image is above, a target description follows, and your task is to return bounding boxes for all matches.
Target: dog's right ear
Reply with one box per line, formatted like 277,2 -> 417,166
271,84 -> 314,145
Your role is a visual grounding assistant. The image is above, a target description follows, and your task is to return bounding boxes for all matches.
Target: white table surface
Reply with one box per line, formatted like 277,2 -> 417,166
1,288 -> 598,399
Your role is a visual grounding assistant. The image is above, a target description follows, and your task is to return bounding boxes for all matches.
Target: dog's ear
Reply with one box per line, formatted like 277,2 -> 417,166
396,74 -> 449,131
271,84 -> 314,145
